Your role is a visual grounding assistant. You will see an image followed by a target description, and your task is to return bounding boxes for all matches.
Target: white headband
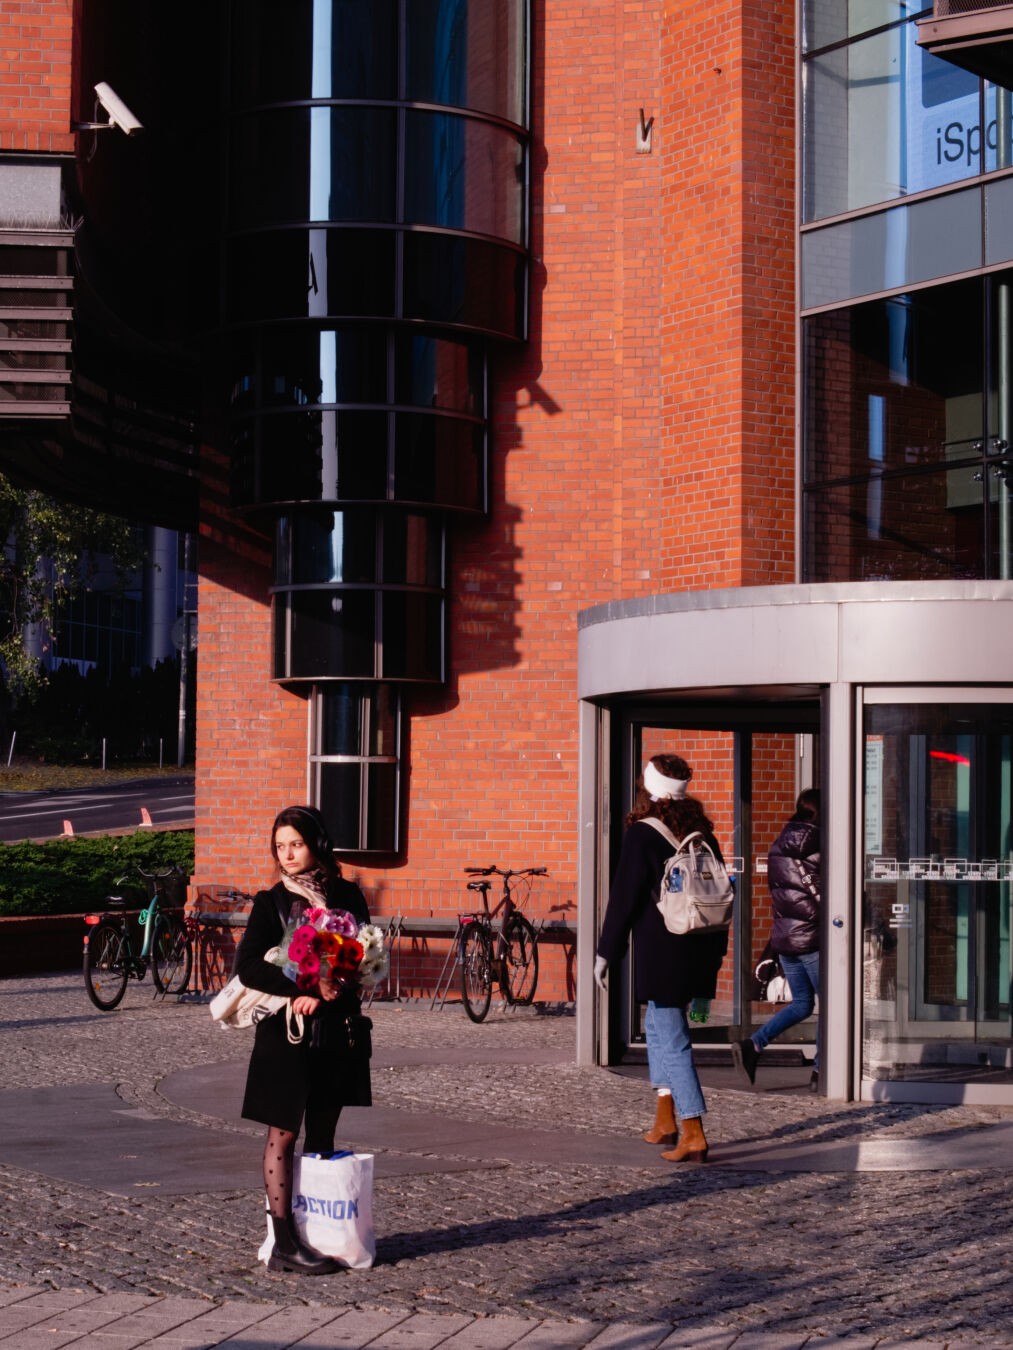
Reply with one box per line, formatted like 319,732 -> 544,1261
643,761 -> 689,801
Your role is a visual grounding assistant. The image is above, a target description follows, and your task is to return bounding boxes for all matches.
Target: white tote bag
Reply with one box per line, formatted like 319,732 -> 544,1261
209,950 -> 301,1034
258,1151 -> 375,1270
209,973 -> 288,1028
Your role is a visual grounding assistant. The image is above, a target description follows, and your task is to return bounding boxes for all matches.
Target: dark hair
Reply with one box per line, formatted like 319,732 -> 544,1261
270,805 -> 341,879
794,787 -> 820,823
627,753 -> 715,838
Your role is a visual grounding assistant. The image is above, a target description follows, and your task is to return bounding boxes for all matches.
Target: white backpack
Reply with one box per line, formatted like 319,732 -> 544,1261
641,818 -> 735,936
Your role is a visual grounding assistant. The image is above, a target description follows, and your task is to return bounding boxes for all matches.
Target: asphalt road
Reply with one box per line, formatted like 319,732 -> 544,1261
0,776 -> 195,841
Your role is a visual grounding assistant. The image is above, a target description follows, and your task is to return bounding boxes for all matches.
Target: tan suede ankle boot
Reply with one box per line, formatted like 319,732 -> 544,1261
642,1092 -> 677,1146
660,1115 -> 708,1163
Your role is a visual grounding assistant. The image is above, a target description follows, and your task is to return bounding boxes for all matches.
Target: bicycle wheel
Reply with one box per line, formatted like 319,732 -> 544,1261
502,913 -> 539,1005
83,922 -> 129,1011
151,916 -> 193,996
460,924 -> 493,1023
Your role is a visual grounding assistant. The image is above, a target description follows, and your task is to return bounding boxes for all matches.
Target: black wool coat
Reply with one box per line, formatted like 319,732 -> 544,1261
596,819 -> 729,1006
236,878 -> 373,1133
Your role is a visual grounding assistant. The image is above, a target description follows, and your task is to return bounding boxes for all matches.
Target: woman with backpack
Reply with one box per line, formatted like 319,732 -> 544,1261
593,754 -> 729,1163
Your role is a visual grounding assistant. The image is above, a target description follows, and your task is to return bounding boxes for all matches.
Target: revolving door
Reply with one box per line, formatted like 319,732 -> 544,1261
862,693 -> 1013,1097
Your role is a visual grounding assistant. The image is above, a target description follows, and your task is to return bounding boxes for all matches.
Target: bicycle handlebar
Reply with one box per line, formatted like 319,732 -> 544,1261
463,866 -> 548,878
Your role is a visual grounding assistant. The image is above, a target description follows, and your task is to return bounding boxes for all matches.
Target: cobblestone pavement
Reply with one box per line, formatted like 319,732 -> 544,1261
1,974 -> 1013,1348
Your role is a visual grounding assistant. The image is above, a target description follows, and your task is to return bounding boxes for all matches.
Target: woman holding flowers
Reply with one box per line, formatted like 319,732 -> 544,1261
234,804 -> 380,1275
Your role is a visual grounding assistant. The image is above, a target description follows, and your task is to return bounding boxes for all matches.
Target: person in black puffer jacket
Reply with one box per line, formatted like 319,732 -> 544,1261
732,788 -> 821,1092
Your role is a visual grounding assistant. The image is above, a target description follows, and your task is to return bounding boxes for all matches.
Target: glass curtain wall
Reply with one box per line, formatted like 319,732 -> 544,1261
802,274 -> 1013,580
801,2 -> 1013,583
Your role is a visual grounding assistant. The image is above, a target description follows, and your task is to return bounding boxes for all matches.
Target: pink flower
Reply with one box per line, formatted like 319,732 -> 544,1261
287,924 -> 317,963
324,909 -> 359,937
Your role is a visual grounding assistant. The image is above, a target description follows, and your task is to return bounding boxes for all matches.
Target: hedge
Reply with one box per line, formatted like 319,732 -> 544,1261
0,831 -> 195,917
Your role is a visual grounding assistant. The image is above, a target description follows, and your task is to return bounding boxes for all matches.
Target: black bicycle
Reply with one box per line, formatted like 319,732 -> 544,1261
459,865 -> 546,1022
83,865 -> 194,1011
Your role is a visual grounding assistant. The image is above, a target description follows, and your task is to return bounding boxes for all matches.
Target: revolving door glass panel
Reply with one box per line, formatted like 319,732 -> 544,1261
862,699 -> 1013,1086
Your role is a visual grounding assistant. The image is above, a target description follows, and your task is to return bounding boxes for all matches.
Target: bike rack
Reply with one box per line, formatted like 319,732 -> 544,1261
430,917 -> 472,1011
430,914 -> 519,1013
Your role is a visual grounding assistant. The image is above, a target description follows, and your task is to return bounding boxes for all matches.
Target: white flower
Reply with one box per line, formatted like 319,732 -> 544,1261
357,924 -> 386,954
358,950 -> 389,987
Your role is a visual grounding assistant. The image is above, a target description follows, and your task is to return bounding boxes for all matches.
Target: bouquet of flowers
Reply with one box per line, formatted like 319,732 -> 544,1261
268,906 -> 388,993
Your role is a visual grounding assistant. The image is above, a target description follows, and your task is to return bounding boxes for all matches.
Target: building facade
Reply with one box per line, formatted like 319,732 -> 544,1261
3,0 -> 1013,1102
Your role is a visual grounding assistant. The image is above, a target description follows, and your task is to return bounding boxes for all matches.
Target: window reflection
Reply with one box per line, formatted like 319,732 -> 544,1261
406,0 -> 526,124
804,20 -> 986,222
403,233 -> 524,337
395,333 -> 483,412
405,112 -> 525,243
804,281 -> 984,485
802,1 -> 924,54
804,468 -> 986,581
230,0 -> 396,105
801,273 -> 1013,582
231,109 -> 397,227
226,230 -> 397,323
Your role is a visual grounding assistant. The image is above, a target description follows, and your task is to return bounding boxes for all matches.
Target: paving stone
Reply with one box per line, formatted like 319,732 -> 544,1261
438,1315 -> 547,1348
0,1290 -> 44,1309
510,1323 -> 600,1348
274,1309 -> 413,1348
362,1311 -> 475,1348
725,1335 -> 808,1350
0,1292 -> 115,1337
171,1304 -> 340,1348
0,1296 -> 163,1350
655,1329 -> 738,1349
801,1339 -> 878,1348
3,978 -> 1013,1350
581,1321 -> 675,1348
141,1301 -> 282,1349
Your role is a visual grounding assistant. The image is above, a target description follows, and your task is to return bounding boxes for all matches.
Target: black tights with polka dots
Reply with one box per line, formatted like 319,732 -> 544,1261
263,1108 -> 342,1218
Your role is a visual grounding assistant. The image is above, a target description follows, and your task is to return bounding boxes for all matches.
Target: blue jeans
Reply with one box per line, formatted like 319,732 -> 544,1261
645,1002 -> 706,1120
753,951 -> 820,1068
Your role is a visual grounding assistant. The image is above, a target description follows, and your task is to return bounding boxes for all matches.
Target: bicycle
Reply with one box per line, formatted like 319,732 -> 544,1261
83,865 -> 194,1011
458,865 -> 547,1023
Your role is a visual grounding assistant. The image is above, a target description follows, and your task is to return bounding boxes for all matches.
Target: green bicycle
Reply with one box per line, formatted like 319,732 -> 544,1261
83,864 -> 194,1011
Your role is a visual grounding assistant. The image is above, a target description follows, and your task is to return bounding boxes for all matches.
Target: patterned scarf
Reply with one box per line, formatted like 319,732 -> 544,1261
280,868 -> 331,916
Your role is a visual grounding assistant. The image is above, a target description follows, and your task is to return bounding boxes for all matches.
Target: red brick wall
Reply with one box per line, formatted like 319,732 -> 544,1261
193,1 -> 799,1007
0,0 -> 73,151
193,463 -> 306,891
658,0 -> 795,589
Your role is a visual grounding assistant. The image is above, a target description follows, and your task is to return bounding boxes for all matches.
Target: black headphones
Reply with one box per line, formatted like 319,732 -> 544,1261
273,805 -> 335,867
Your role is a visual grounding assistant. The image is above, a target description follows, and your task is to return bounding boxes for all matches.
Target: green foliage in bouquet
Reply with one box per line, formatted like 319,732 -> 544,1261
0,830 -> 194,917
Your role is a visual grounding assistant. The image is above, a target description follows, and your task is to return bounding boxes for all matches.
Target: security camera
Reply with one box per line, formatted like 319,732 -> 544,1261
93,82 -> 143,136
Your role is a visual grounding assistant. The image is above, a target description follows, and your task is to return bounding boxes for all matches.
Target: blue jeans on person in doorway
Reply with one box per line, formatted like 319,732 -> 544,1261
645,1001 -> 707,1120
752,950 -> 820,1069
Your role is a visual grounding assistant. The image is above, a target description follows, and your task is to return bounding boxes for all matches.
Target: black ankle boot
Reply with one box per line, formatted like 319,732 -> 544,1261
267,1214 -> 340,1275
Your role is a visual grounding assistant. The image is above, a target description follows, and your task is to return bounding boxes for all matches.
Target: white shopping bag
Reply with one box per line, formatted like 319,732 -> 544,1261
764,973 -> 793,1004
258,1151 -> 375,1270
